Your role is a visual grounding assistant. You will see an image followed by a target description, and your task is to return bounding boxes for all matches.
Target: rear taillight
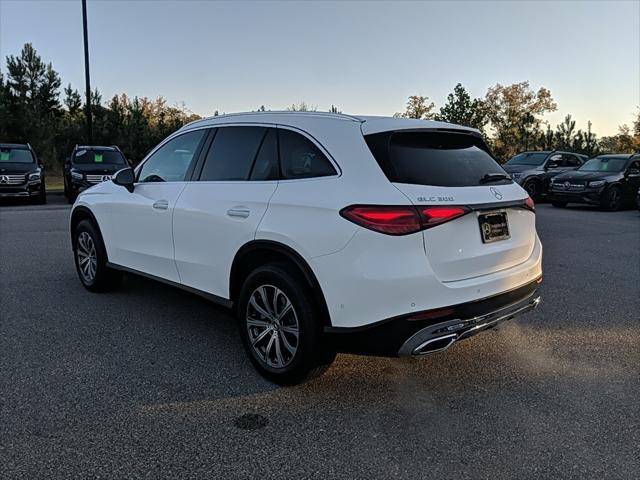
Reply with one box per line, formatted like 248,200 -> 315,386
340,206 -> 422,235
524,196 -> 535,212
340,205 -> 471,235
419,206 -> 470,228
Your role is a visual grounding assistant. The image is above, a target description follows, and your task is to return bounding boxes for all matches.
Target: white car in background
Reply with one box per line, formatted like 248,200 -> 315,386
70,112 -> 542,384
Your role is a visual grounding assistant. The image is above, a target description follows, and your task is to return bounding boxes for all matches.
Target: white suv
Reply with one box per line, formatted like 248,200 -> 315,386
70,112 -> 542,384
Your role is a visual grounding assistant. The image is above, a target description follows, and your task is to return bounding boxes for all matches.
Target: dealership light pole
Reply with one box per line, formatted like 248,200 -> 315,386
82,0 -> 93,144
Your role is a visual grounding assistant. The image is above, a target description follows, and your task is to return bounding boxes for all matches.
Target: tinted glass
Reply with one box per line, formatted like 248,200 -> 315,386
279,129 -> 336,179
0,147 -> 34,163
366,131 -> 508,187
564,155 -> 582,167
579,157 -> 628,172
138,130 -> 205,182
74,149 -> 125,165
200,126 -> 266,181
250,128 -> 278,181
505,152 -> 548,166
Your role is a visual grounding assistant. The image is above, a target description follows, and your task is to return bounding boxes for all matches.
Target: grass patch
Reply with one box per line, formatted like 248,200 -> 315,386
46,176 -> 64,192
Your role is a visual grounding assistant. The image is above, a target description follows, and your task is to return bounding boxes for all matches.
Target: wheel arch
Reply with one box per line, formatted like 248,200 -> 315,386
229,240 -> 332,326
70,206 -> 102,248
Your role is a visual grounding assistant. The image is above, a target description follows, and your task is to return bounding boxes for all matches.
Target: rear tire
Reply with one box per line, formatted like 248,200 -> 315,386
237,264 -> 335,385
73,219 -> 122,292
601,185 -> 622,211
552,201 -> 567,208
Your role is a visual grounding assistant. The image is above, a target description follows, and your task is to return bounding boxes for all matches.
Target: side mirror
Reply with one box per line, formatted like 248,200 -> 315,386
626,168 -> 640,177
546,161 -> 559,169
113,167 -> 135,193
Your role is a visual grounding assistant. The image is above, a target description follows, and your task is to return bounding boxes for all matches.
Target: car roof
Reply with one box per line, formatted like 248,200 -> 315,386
76,145 -> 118,151
0,143 -> 30,149
180,111 -> 479,135
594,154 -> 633,159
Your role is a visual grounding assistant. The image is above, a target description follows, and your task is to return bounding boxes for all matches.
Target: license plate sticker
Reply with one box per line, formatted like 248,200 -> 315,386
478,211 -> 510,243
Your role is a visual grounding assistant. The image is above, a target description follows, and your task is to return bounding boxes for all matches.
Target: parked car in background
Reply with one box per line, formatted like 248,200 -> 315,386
502,150 -> 587,199
64,145 -> 129,203
549,154 -> 640,210
69,112 -> 542,384
0,143 -> 46,204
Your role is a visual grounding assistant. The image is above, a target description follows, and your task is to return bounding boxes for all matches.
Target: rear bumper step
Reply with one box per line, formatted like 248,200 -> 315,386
398,295 -> 541,356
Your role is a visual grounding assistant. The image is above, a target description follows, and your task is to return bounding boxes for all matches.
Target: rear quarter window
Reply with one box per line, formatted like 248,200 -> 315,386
278,129 -> 336,179
365,131 -> 508,187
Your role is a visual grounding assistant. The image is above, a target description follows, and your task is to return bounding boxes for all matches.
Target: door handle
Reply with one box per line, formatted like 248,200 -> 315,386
227,207 -> 250,219
152,200 -> 169,210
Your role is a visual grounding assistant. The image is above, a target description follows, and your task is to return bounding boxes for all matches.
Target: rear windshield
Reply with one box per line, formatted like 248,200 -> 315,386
74,149 -> 125,165
365,131 -> 509,187
0,147 -> 34,163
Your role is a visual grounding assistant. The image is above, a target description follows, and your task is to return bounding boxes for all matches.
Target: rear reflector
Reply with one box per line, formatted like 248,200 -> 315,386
340,205 -> 471,235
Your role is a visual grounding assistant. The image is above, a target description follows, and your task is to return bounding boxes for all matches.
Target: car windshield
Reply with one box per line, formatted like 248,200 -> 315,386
505,152 -> 548,166
579,157 -> 627,172
74,149 -> 125,165
0,147 -> 34,163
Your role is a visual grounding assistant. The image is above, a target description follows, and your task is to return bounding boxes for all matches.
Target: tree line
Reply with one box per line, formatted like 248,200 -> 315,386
1,43 -> 638,174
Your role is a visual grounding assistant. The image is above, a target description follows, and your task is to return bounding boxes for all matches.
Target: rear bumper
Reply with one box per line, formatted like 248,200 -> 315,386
324,277 -> 542,357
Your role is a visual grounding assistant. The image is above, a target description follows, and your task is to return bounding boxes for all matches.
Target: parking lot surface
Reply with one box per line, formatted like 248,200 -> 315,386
1,197 -> 639,479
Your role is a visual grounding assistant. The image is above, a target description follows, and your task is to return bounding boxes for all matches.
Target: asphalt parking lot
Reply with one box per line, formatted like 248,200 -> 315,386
1,196 -> 639,479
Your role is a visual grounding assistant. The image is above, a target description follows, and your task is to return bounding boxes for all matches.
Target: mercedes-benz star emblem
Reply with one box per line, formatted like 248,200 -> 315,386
564,181 -> 571,189
490,187 -> 503,200
102,175 -> 111,182
0,175 -> 8,184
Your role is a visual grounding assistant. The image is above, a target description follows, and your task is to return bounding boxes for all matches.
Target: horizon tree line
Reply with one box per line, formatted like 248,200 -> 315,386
1,43 -> 638,174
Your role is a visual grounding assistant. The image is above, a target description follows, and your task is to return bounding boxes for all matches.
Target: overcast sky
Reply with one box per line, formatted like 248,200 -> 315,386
1,0 -> 638,135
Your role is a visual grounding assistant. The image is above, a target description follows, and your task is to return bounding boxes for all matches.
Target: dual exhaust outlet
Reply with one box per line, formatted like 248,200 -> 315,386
399,295 -> 541,357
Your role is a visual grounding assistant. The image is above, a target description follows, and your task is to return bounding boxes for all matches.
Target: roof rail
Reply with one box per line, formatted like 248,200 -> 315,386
181,110 -> 364,129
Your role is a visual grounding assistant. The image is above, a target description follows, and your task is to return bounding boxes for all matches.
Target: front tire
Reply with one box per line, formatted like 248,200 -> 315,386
601,185 -> 622,211
73,219 -> 122,292
523,180 -> 541,200
237,264 -> 335,385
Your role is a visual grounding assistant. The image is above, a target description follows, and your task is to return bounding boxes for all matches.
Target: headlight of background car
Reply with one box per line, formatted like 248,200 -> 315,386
71,171 -> 84,180
28,170 -> 41,182
588,180 -> 605,188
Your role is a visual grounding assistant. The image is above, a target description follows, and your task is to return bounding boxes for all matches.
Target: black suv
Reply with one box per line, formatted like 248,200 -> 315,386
502,150 -> 587,199
64,145 -> 129,203
0,143 -> 46,204
549,154 -> 640,211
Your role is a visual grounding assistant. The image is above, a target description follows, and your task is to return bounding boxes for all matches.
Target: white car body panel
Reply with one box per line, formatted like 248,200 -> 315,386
172,180 -> 277,297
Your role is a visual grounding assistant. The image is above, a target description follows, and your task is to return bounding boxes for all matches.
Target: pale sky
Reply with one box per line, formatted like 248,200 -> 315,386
1,0 -> 638,136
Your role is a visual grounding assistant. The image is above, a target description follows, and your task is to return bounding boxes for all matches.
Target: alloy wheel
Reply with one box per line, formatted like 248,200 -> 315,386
76,231 -> 97,283
246,285 -> 300,369
525,181 -> 538,198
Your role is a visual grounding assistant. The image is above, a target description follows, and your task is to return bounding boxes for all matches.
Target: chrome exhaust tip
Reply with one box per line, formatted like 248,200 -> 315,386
412,333 -> 457,356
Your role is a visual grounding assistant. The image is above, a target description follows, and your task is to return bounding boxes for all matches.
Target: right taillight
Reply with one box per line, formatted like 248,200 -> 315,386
524,196 -> 535,212
340,205 -> 470,235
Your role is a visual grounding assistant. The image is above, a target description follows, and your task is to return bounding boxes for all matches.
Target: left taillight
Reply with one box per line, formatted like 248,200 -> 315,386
340,205 -> 471,235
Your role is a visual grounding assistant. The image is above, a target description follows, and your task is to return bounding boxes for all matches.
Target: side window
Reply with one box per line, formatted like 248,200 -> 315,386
629,160 -> 640,171
278,129 -> 336,179
565,155 -> 581,167
250,128 -> 279,181
138,130 -> 205,183
200,126 -> 266,181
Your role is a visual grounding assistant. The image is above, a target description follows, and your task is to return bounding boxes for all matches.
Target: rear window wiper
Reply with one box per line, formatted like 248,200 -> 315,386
479,173 -> 511,184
